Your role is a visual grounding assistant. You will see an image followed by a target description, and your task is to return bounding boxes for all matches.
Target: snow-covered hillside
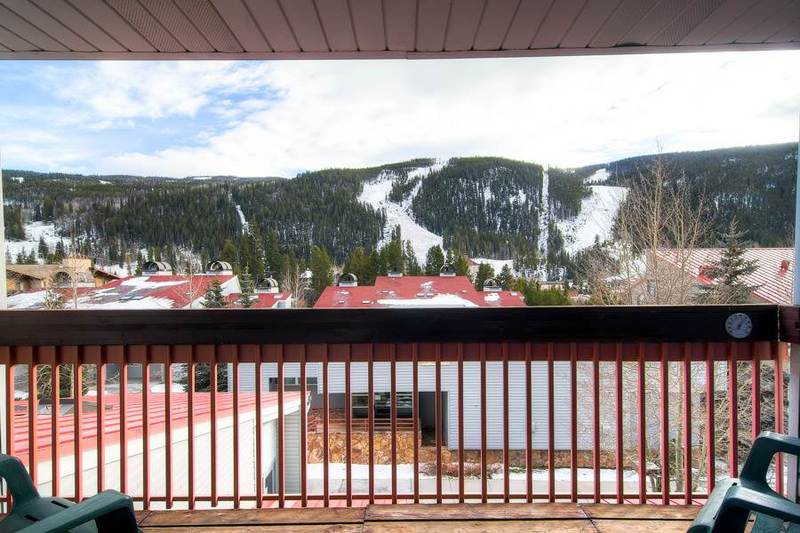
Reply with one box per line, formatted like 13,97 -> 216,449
5,221 -> 64,261
557,168 -> 627,254
359,162 -> 445,262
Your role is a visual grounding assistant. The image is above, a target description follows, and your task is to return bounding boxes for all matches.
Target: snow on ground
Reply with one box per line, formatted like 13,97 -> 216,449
5,221 -> 64,261
557,185 -> 628,254
235,204 -> 249,234
472,258 -> 514,274
585,168 -> 610,184
358,162 -> 445,262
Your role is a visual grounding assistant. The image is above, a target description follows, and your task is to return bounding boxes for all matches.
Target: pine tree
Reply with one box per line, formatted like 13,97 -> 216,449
238,267 -> 255,308
453,252 -> 472,279
425,245 -> 445,275
42,275 -> 66,310
38,236 -> 49,262
694,219 -> 759,304
497,264 -> 514,290
201,280 -> 228,308
474,263 -> 495,291
309,246 -> 334,305
404,241 -> 423,275
53,240 -> 66,263
220,238 -> 237,266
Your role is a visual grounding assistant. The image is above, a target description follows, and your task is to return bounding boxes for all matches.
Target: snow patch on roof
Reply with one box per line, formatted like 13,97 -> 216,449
376,293 -> 478,307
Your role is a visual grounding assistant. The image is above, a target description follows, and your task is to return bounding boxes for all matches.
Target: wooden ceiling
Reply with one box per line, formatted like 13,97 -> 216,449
0,0 -> 797,59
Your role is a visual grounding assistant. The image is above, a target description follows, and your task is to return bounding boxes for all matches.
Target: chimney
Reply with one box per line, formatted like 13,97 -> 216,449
338,273 -> 358,287
387,270 -> 403,278
439,263 -> 456,277
257,277 -> 280,294
142,261 -> 173,276
482,278 -> 502,292
206,260 -> 233,275
780,259 -> 790,274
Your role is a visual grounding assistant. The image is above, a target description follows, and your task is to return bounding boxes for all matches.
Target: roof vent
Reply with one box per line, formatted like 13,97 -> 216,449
257,277 -> 280,294
483,278 -> 502,292
780,259 -> 791,274
439,263 -> 456,277
206,260 -> 233,275
142,261 -> 172,276
387,270 -> 403,278
338,273 -> 358,287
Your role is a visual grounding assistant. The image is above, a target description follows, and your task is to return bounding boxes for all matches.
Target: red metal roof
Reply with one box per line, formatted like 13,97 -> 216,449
225,292 -> 289,309
657,247 -> 793,305
315,276 -> 526,308
11,391 -> 303,465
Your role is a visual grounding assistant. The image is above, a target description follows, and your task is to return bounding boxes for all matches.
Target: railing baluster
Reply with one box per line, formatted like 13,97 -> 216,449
97,358 -> 105,495
615,344 -> 623,504
345,350 -> 352,507
210,358 -> 218,507
390,345 -> 397,504
660,344 -> 669,505
457,343 -> 464,503
728,342 -> 738,478
593,344 -> 601,504
547,343 -> 555,503
277,347 -> 285,508
752,345 -> 761,441
188,350 -> 196,510
481,344 -> 488,503
683,344 -> 692,505
637,344 -> 646,504
255,356 -> 263,509
233,357 -> 240,509
29,358 -> 38,488
435,344 -> 442,504
412,344 -> 419,504
367,346 -> 374,504
503,344 -> 510,504
165,357 -> 172,508
323,354 -> 330,507
775,343 -> 785,495
300,350 -> 308,507
525,343 -> 533,503
6,359 -> 14,465
74,358 -> 83,503
570,343 -> 578,503
120,351 -> 128,496
51,359 -> 60,498
142,359 -> 150,509
705,343 -> 715,496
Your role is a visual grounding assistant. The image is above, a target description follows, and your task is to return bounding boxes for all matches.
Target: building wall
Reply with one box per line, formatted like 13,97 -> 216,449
237,361 -> 590,451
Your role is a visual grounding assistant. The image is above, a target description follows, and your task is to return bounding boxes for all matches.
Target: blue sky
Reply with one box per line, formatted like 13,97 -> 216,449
0,50 -> 798,178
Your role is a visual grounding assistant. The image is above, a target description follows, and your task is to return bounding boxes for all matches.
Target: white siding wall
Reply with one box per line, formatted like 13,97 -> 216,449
236,361 -> 590,451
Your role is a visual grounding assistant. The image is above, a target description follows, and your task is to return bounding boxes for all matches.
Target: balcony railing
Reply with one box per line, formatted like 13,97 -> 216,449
0,304 -> 791,510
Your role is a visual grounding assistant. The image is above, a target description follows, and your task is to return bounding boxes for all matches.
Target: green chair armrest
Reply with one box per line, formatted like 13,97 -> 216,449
20,491 -> 138,533
741,432 -> 800,485
0,455 -> 39,507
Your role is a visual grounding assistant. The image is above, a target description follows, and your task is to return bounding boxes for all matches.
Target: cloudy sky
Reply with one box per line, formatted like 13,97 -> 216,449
0,50 -> 797,178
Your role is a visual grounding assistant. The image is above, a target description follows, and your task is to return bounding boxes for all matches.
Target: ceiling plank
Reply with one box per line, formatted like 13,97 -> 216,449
0,0 -> 94,51
735,0 -> 799,42
531,0 -> 588,48
649,0 -> 727,46
621,0 -> 695,45
137,0 -> 213,52
589,0 -> 661,46
315,0 -> 357,51
244,0 -> 299,52
279,0 -> 329,52
474,0 -> 518,50
209,0 -> 270,51
106,0 -> 183,52
560,0 -> 624,48
0,25 -> 37,50
706,0 -> 791,43
173,0 -> 241,52
0,3 -> 67,50
444,0 -> 484,50
765,17 -> 800,41
384,0 -> 416,50
679,0 -> 756,44
416,0 -> 450,52
68,0 -> 155,51
502,0 -> 554,49
30,0 -> 124,51
350,0 -> 386,51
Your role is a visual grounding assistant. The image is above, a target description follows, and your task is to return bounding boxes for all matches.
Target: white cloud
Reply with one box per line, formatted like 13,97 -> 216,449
4,51 -> 800,176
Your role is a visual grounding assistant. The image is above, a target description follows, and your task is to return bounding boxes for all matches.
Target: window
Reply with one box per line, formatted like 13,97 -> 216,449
268,377 -> 317,392
352,392 -> 413,419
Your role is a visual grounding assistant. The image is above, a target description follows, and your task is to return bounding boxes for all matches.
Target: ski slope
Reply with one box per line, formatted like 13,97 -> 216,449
557,170 -> 627,254
5,221 -> 64,262
358,163 -> 445,263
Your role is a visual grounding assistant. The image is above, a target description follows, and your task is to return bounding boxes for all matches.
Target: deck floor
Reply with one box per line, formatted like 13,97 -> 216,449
136,503 -> 701,532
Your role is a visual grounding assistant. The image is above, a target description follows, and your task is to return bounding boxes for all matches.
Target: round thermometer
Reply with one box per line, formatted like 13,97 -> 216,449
725,312 -> 752,339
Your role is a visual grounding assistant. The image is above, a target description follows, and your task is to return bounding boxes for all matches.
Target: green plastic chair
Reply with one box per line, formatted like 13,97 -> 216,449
689,431 -> 800,533
0,454 -> 139,532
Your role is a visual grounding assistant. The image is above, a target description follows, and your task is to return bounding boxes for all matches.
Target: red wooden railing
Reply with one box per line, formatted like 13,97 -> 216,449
0,305 -> 791,510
